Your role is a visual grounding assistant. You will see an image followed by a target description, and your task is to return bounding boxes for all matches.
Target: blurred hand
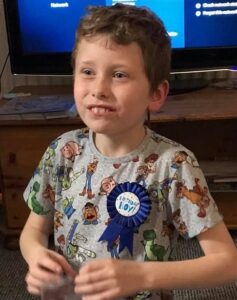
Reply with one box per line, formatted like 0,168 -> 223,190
25,247 -> 76,295
74,259 -> 144,300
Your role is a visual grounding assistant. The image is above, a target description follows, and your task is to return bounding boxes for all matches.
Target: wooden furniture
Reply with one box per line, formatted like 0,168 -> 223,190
0,85 -> 236,248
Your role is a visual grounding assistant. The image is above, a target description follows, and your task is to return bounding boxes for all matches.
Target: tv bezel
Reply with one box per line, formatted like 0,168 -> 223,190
4,0 -> 237,75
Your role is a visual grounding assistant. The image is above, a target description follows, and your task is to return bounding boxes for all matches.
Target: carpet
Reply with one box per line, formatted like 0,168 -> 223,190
0,231 -> 236,300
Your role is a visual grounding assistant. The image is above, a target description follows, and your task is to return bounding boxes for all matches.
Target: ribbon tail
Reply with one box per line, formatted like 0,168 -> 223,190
119,228 -> 134,256
98,222 -> 123,249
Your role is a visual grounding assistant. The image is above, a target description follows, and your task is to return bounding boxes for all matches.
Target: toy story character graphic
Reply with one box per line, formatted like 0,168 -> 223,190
172,209 -> 189,238
161,220 -> 175,240
43,184 -> 55,205
176,178 -> 211,218
27,181 -> 49,215
62,196 -> 76,219
136,154 -> 159,187
113,156 -> 139,169
82,202 -> 99,225
66,220 -> 96,264
60,141 -> 83,162
56,234 -> 65,255
80,158 -> 98,199
147,175 -> 176,211
55,165 -> 85,194
171,150 -> 199,170
126,290 -> 152,300
99,176 -> 117,196
54,210 -> 64,231
142,229 -> 168,262
43,138 -> 60,173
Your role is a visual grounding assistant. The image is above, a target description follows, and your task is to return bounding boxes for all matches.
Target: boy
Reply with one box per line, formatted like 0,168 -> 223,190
20,4 -> 237,300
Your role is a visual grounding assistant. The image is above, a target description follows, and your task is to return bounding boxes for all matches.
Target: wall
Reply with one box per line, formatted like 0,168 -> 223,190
0,0 -> 11,94
0,2 -> 234,95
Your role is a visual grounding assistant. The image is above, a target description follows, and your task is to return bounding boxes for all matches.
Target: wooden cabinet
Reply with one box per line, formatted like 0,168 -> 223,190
0,122 -> 81,229
0,85 -> 236,246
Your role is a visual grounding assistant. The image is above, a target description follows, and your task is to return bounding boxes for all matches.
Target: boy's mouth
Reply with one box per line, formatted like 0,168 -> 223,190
88,105 -> 115,114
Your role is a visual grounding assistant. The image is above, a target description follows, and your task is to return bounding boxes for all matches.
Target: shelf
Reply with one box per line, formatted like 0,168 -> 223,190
199,160 -> 237,178
151,87 -> 237,122
1,86 -> 237,125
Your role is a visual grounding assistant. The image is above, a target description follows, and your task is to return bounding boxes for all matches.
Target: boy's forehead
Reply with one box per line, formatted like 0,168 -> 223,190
75,35 -> 146,71
79,35 -> 123,50
76,36 -> 145,62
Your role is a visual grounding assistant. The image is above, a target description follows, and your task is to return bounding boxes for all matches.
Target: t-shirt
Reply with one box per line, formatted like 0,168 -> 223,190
23,127 -> 222,300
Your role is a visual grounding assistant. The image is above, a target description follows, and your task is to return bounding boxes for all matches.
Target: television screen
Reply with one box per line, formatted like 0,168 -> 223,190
3,0 -> 237,75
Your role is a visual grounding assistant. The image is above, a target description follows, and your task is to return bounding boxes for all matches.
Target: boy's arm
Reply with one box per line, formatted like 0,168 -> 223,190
20,211 -> 76,295
20,211 -> 53,264
74,221 -> 237,298
143,221 -> 237,290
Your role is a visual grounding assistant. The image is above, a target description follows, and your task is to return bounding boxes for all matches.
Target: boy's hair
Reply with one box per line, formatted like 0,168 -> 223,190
72,3 -> 171,92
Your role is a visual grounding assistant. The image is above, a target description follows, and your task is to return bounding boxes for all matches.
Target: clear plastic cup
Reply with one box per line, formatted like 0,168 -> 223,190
41,274 -> 81,300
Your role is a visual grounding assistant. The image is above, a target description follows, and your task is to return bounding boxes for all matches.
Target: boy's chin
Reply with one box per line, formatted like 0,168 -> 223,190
85,122 -> 114,135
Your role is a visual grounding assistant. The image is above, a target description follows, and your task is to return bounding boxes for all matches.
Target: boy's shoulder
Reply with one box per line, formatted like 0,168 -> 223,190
150,129 -> 180,147
148,128 -> 196,160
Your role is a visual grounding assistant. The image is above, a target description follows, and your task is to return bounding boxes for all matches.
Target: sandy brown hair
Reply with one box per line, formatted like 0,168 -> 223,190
71,3 -> 171,92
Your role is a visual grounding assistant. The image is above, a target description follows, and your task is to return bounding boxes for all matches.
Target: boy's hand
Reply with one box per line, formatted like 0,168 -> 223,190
25,247 -> 76,295
74,259 -> 145,299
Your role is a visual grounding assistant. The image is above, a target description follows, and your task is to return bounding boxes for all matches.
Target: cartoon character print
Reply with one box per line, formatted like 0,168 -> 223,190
27,181 -> 50,215
80,158 -> 98,199
34,159 -> 43,177
66,220 -> 96,265
62,196 -> 76,219
56,234 -> 65,255
54,210 -> 64,231
109,236 -> 120,259
60,141 -> 83,162
126,291 -> 152,300
161,221 -> 176,256
43,184 -> 55,205
161,221 -> 175,240
136,154 -> 159,187
113,156 -> 139,169
99,176 -> 117,196
147,175 -> 176,211
82,202 -> 99,225
43,138 -> 60,173
176,178 -> 211,218
54,165 -> 85,194
142,229 -> 168,261
77,127 -> 89,140
171,150 -> 199,170
172,209 -> 189,238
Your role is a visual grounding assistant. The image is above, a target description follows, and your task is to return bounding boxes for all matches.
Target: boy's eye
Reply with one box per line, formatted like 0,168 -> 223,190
113,71 -> 127,79
81,68 -> 93,76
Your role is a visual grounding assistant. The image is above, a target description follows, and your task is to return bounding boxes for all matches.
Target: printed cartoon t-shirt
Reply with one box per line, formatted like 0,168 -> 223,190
23,127 -> 223,300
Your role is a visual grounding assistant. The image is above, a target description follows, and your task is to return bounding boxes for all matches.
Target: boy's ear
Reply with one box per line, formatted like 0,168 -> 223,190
148,80 -> 169,112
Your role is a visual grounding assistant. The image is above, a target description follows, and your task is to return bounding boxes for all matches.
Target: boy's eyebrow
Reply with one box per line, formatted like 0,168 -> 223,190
78,60 -> 129,69
77,60 -> 95,66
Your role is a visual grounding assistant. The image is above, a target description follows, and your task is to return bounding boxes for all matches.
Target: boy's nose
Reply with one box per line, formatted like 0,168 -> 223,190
92,77 -> 110,99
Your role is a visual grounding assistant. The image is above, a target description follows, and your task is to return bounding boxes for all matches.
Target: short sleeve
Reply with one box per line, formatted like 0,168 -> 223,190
23,139 -> 59,216
167,148 -> 223,239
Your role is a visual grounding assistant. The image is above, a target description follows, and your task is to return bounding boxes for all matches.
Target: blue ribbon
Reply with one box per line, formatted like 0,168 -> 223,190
98,182 -> 151,256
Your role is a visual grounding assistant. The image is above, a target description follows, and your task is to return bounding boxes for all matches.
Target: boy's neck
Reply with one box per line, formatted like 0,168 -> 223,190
93,126 -> 147,158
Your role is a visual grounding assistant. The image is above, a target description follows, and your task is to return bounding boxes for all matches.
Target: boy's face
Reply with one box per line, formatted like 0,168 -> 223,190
74,35 -> 162,137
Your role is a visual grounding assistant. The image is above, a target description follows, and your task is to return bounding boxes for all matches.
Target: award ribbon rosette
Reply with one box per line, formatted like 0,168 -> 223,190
98,182 -> 151,255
